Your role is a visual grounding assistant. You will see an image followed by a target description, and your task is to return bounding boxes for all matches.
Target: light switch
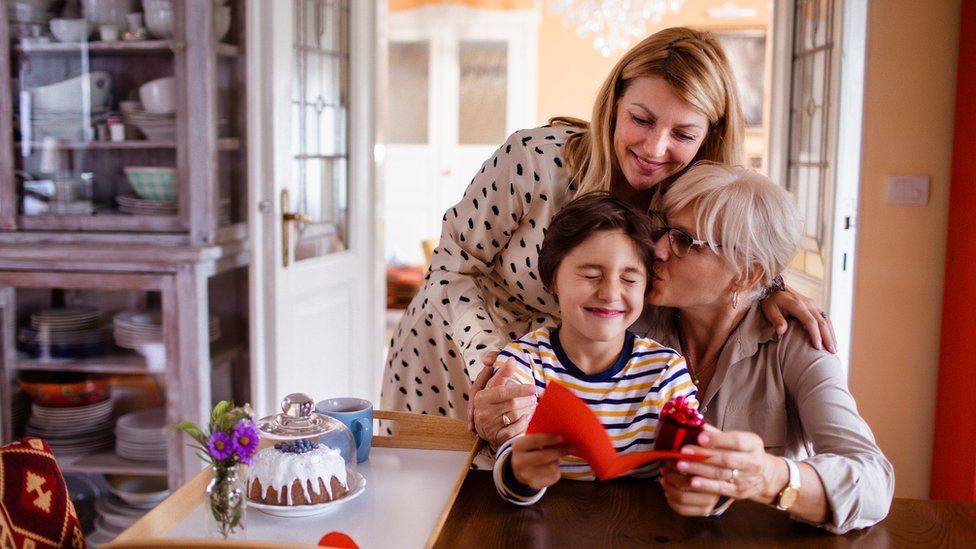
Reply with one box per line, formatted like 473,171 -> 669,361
886,175 -> 929,206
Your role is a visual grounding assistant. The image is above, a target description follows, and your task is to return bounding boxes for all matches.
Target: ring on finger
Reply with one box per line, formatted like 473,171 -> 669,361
501,413 -> 512,427
729,468 -> 739,483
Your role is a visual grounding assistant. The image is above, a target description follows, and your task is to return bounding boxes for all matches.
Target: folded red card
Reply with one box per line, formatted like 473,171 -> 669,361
526,381 -> 706,480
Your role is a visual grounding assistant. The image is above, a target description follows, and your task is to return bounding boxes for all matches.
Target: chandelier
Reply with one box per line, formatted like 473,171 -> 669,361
548,0 -> 686,57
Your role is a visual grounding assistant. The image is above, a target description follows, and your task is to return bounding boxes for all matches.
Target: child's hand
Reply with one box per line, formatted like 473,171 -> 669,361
511,433 -> 574,491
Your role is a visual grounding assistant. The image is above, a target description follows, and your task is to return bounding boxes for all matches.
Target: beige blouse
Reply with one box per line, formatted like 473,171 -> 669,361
638,303 -> 895,534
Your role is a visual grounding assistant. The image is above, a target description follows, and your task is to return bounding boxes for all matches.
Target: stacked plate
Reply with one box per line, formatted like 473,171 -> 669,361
92,494 -> 150,545
20,307 -> 112,359
116,195 -> 176,216
26,399 -> 114,455
114,310 -> 220,350
31,307 -> 101,331
26,108 -> 110,141
124,108 -> 175,141
114,408 -> 166,462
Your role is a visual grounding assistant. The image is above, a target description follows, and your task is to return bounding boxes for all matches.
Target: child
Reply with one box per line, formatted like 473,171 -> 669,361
492,193 -> 698,505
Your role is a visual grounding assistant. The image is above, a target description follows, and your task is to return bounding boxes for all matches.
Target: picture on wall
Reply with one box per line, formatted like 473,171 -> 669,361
715,30 -> 767,128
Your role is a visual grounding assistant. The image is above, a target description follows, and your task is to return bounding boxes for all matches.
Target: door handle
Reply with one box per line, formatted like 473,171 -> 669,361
280,188 -> 311,268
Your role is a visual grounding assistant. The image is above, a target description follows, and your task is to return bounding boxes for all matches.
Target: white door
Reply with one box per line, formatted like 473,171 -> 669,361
247,0 -> 381,415
383,5 -> 538,265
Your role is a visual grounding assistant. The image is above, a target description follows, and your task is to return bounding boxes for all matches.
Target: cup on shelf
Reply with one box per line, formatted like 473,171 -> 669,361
125,12 -> 143,32
99,24 -> 119,41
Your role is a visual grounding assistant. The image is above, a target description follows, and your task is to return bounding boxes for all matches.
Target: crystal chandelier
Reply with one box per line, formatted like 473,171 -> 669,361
548,0 -> 686,57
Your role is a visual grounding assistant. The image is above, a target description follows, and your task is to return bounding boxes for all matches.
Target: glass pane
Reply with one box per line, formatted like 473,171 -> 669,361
293,0 -> 349,262
458,41 -> 507,145
387,42 -> 429,144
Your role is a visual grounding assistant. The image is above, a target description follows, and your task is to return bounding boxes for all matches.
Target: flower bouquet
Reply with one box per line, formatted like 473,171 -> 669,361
177,401 -> 259,539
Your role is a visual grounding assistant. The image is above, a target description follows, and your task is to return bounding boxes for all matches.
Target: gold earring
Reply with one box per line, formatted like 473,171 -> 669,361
731,291 -> 739,310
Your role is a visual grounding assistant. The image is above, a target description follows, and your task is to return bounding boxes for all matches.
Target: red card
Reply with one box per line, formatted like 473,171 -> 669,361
526,381 -> 706,480
319,531 -> 358,548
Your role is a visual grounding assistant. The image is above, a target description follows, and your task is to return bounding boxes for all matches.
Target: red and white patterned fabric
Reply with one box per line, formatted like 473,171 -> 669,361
0,437 -> 86,548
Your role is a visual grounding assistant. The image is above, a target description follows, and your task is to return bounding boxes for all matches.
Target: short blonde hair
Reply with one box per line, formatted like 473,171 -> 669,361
555,27 -> 745,196
661,163 -> 801,300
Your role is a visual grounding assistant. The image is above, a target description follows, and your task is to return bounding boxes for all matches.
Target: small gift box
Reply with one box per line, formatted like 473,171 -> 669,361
653,396 -> 705,451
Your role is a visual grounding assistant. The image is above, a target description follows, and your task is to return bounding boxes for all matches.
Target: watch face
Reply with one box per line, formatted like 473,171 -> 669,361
779,486 -> 799,509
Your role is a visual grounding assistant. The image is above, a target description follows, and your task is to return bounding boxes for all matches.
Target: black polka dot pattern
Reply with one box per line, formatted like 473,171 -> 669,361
380,127 -> 579,418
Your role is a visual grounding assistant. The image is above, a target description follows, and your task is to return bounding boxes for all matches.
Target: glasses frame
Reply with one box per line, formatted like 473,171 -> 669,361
648,210 -> 722,258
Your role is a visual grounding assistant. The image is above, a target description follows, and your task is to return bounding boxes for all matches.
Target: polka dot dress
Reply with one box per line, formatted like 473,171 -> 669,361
381,126 -> 582,419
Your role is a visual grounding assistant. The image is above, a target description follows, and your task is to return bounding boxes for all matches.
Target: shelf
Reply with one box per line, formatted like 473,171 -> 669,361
15,351 -> 154,375
18,213 -> 183,232
16,140 -> 176,150
218,138 -> 241,151
57,449 -> 167,476
14,342 -> 244,375
14,40 -> 176,56
217,43 -> 240,57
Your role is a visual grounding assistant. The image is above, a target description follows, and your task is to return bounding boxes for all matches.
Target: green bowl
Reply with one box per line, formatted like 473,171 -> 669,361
123,167 -> 176,202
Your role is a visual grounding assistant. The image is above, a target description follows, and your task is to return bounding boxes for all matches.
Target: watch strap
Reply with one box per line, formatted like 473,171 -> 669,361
775,457 -> 801,510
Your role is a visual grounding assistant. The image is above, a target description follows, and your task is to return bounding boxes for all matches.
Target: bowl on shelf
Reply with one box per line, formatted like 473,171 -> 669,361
106,474 -> 169,508
81,0 -> 137,28
138,76 -> 176,114
143,0 -> 174,39
215,5 -> 231,41
29,71 -> 112,112
18,370 -> 110,407
49,18 -> 92,42
123,166 -> 176,201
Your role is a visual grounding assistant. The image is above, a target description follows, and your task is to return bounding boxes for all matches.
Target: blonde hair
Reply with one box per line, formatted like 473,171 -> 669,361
553,27 -> 745,196
661,163 -> 801,301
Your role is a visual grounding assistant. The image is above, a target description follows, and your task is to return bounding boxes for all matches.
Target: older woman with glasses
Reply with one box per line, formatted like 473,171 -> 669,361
642,163 -> 893,533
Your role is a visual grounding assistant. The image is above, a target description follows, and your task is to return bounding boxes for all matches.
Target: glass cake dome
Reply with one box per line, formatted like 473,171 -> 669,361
248,393 -> 362,514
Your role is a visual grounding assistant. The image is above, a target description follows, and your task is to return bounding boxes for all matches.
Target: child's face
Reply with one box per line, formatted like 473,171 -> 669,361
552,229 -> 647,345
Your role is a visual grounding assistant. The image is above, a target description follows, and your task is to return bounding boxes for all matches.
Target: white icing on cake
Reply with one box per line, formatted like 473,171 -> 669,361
246,443 -> 347,505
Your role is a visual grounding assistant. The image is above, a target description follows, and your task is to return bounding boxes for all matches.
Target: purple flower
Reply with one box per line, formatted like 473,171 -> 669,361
231,419 -> 260,464
208,431 -> 234,461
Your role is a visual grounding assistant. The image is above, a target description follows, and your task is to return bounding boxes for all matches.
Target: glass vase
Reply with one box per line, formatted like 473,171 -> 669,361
205,464 -> 246,539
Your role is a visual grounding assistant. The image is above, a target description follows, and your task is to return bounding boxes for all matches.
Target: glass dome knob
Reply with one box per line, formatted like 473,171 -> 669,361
281,393 -> 315,420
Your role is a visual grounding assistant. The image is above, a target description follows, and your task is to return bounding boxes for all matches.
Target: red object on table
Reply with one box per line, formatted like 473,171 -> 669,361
526,382 -> 705,480
319,531 -> 359,548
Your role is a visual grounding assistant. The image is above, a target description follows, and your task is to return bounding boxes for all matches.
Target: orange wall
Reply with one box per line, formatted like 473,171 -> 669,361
536,0 -> 770,123
851,0 -> 961,498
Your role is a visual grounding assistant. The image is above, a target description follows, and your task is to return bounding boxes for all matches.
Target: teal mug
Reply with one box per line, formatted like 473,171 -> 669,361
316,398 -> 372,462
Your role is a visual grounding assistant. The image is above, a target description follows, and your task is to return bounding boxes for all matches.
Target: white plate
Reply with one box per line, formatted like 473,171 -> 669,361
106,475 -> 169,506
247,472 -> 366,518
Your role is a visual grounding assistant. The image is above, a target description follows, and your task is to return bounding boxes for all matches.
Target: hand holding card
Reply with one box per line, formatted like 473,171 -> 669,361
525,382 -> 706,480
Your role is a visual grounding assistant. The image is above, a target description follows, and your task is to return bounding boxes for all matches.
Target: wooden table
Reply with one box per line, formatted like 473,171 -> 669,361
435,471 -> 976,548
107,410 -> 976,548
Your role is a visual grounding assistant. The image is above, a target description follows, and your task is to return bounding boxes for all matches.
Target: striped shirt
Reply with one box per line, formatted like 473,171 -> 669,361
492,327 -> 698,505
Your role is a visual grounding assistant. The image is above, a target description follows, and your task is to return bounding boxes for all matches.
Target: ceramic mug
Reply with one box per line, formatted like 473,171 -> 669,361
316,398 -> 372,462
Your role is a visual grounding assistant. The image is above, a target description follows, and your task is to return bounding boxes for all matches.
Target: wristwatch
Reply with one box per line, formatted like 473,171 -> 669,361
774,458 -> 801,510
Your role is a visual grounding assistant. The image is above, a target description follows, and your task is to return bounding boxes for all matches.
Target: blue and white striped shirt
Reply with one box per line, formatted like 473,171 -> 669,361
492,327 -> 698,505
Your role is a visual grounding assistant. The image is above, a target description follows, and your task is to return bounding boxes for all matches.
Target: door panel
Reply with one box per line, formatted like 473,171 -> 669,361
249,0 -> 379,415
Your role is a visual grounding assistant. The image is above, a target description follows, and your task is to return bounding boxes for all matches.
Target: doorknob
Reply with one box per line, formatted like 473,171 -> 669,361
280,188 -> 311,268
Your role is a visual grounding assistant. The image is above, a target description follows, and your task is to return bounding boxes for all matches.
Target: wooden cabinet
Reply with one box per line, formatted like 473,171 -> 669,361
0,0 -> 250,487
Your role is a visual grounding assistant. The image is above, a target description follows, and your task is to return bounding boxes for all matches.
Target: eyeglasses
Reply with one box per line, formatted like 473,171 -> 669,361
648,210 -> 722,258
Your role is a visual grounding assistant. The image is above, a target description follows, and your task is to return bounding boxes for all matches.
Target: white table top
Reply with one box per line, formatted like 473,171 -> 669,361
163,447 -> 471,548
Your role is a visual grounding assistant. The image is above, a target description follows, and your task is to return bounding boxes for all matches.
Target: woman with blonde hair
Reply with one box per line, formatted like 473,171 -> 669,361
383,27 -> 833,430
642,163 -> 892,533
